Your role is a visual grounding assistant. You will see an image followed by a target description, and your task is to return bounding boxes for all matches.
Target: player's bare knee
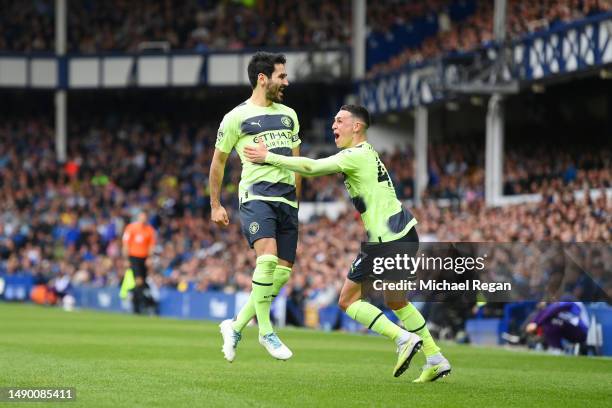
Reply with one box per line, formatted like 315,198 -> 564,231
338,295 -> 352,312
384,300 -> 407,310
339,280 -> 361,311
277,258 -> 293,268
254,237 -> 277,257
338,291 -> 359,311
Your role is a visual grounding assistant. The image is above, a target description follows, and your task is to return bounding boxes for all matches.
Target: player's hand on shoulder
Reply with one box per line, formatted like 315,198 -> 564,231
211,205 -> 229,227
244,137 -> 268,163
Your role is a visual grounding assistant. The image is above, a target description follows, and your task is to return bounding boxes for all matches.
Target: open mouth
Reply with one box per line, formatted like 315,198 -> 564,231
334,132 -> 340,142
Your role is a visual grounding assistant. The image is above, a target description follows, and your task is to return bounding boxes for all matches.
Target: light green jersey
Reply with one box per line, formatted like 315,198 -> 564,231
216,99 -> 301,208
266,141 -> 417,242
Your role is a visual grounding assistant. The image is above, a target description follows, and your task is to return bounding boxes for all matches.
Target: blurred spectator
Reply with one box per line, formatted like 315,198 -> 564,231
525,301 -> 590,353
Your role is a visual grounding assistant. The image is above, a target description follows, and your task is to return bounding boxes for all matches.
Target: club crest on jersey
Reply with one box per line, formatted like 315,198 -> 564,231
281,116 -> 292,128
216,130 -> 224,142
249,222 -> 260,234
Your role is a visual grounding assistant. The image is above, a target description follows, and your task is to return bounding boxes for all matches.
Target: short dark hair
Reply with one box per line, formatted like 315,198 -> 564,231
340,104 -> 371,129
247,52 -> 287,88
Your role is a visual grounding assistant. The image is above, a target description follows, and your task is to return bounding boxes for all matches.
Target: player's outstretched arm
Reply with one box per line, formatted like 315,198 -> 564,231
209,148 -> 230,226
267,153 -> 341,177
244,139 -> 341,177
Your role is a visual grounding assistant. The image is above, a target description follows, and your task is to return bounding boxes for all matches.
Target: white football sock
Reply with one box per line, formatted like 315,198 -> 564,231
426,352 -> 444,365
395,329 -> 413,347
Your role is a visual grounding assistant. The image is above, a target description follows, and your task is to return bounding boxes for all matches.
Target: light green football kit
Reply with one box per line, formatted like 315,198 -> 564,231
216,100 -> 301,338
266,141 -> 417,242
216,99 -> 301,208
264,140 -> 447,380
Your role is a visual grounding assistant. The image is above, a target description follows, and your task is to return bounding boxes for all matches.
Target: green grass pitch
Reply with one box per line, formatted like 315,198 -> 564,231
1,303 -> 610,408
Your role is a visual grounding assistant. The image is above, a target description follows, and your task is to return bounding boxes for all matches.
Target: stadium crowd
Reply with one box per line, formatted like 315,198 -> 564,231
367,0 -> 612,77
0,118 -> 610,320
4,0 -> 611,89
4,0 -> 610,67
0,0 -> 350,53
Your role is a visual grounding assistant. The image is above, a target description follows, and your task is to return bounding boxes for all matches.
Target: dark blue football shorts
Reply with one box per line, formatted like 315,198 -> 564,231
348,227 -> 419,283
239,199 -> 299,263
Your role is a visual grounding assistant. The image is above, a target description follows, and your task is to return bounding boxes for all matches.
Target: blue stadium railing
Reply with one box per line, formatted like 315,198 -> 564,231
358,12 -> 612,114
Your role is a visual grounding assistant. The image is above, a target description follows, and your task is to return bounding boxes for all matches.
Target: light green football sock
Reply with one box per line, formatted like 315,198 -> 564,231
232,295 -> 254,333
251,254 -> 278,336
233,264 -> 291,333
271,265 -> 291,298
346,300 -> 401,340
119,268 -> 135,299
393,303 -> 440,356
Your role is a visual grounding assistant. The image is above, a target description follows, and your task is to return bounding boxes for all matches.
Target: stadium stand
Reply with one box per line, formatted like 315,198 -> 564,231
2,0 -> 610,60
0,0 -> 351,52
0,0 -> 54,52
366,0 -> 612,78
0,117 -> 609,313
